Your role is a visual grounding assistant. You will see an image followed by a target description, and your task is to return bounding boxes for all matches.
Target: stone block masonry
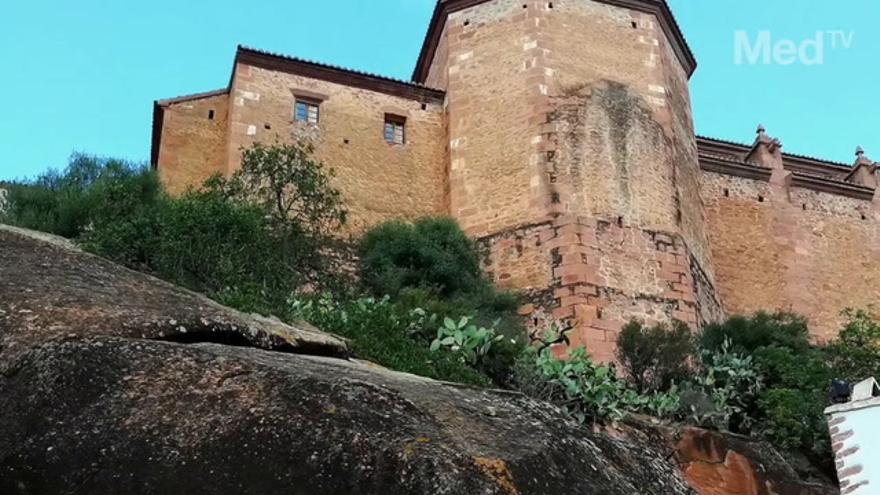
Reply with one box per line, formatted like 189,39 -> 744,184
480,214 -> 715,362
152,0 -> 880,357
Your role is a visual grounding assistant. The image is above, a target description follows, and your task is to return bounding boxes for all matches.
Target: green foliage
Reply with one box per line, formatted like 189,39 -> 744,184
430,316 -> 504,366
514,327 -> 682,423
683,340 -> 763,432
358,217 -> 484,299
224,141 -> 347,237
79,178 -> 312,309
530,346 -> 633,422
827,309 -> 880,382
700,311 -> 810,354
394,287 -> 523,341
2,154 -> 160,238
357,217 -> 527,379
220,141 -> 351,291
616,320 -> 695,393
289,296 -> 491,387
758,389 -> 829,456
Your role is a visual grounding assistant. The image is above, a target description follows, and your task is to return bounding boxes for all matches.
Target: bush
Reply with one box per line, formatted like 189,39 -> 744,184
358,217 -> 484,299
3,154 -> 160,238
695,311 -> 840,471
289,296 -> 491,387
10,144 -> 354,311
827,309 -> 880,382
358,217 -> 527,356
514,327 -> 681,423
759,388 -> 829,456
683,340 -> 763,432
616,320 -> 694,393
80,180 -> 309,311
430,316 -> 504,366
700,311 -> 810,354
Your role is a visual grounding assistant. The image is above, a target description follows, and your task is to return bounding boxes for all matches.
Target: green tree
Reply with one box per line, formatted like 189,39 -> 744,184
2,154 -> 159,238
828,309 -> 880,382
220,141 -> 350,291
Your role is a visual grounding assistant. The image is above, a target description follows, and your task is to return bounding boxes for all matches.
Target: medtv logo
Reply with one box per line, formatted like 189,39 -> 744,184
734,30 -> 854,65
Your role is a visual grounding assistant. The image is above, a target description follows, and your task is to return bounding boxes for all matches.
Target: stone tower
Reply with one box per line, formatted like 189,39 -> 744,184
414,0 -> 722,361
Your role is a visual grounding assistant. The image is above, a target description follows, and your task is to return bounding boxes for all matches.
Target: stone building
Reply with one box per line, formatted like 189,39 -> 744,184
152,0 -> 880,361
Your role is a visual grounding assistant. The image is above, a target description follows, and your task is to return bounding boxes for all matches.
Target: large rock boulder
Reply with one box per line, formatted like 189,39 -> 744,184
624,419 -> 837,495
0,225 -> 696,494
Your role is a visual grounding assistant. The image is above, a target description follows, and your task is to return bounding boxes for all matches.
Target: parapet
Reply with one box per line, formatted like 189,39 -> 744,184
698,127 -> 877,201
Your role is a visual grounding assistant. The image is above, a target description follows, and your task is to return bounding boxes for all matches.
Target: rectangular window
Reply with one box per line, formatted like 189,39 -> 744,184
294,98 -> 320,125
384,115 -> 406,145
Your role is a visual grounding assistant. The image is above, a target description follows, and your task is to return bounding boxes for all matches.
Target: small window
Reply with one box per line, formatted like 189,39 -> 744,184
384,115 -> 406,145
294,98 -> 320,125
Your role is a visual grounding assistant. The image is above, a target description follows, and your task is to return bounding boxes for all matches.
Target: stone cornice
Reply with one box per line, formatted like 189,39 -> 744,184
412,0 -> 697,82
699,155 -> 875,202
697,136 -> 852,179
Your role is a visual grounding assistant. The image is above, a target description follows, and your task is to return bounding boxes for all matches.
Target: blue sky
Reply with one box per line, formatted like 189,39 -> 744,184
0,0 -> 875,180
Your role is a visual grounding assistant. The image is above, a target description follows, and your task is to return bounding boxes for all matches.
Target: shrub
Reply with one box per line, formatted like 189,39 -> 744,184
394,287 -> 523,341
430,316 -> 504,366
696,312 -> 837,470
700,311 -> 810,354
358,217 -> 527,354
514,327 -> 682,423
683,340 -> 763,432
616,320 -> 694,393
224,140 -> 347,238
758,388 -> 829,456
3,154 -> 160,238
156,188 -> 299,300
752,346 -> 831,393
358,217 -> 484,299
289,296 -> 491,387
827,309 -> 880,382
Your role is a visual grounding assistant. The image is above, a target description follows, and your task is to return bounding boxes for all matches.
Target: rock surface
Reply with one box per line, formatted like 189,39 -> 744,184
624,419 -> 838,495
0,225 -> 697,494
0,224 -> 350,370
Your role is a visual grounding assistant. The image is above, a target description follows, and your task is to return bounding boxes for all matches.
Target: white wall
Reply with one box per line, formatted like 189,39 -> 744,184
826,381 -> 880,494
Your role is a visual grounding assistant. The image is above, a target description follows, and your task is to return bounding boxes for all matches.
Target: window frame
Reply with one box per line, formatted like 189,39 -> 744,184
384,114 -> 406,145
294,97 -> 321,125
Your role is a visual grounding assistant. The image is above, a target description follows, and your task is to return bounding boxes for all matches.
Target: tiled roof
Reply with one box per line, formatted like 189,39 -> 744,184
237,46 -> 445,96
156,88 -> 229,107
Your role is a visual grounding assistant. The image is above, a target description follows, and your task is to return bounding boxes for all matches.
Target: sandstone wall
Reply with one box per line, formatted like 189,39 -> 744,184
156,93 -> 229,195
703,170 -> 880,341
435,0 -> 719,361
225,64 -> 449,232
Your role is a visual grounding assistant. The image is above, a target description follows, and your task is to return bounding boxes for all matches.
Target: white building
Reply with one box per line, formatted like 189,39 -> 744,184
826,378 -> 880,494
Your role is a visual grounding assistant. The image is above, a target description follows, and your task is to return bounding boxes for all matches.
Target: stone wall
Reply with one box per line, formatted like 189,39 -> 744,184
702,169 -> 880,341
434,0 -> 719,361
155,92 -> 229,195
224,63 -> 449,233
